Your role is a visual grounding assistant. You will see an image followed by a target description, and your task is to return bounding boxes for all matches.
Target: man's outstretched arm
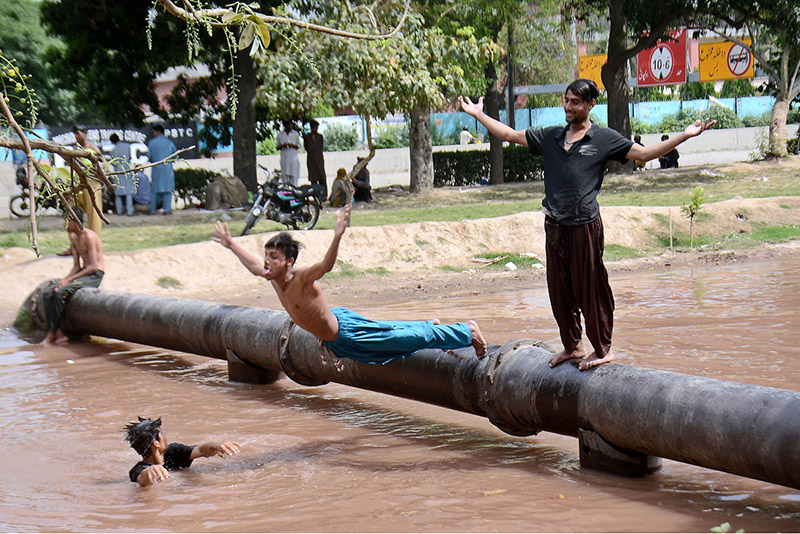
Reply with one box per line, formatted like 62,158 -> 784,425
213,221 -> 264,277
458,96 -> 528,146
626,119 -> 716,162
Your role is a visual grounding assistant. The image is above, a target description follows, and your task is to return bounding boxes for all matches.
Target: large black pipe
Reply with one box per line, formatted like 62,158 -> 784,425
30,288 -> 800,489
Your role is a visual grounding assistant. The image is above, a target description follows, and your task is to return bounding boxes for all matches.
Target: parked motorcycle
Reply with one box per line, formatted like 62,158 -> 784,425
241,175 -> 325,236
8,166 -> 61,218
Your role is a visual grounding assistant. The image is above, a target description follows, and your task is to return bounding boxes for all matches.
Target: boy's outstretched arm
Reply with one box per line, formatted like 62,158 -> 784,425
191,441 -> 242,460
301,204 -> 351,283
213,221 -> 264,277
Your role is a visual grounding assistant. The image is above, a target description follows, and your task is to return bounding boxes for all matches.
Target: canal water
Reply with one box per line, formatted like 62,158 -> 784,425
1,253 -> 799,532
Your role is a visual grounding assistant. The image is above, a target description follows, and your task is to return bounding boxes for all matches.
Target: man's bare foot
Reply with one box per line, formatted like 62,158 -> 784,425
578,350 -> 615,371
431,318 -> 441,325
549,342 -> 587,368
54,332 -> 70,345
41,332 -> 57,346
468,320 -> 487,359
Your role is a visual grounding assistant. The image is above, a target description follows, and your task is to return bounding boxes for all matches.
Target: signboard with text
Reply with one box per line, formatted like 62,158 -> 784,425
699,39 -> 755,81
637,28 -> 687,86
48,124 -> 198,169
578,54 -> 607,90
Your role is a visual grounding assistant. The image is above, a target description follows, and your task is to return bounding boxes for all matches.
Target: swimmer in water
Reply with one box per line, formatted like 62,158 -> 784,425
124,417 -> 241,486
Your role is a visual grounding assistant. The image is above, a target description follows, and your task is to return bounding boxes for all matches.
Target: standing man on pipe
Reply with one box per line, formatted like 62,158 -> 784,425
213,205 -> 487,363
459,79 -> 715,370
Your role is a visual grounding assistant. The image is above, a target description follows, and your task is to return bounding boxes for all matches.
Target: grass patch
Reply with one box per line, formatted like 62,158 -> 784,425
365,266 -> 390,275
474,252 -> 543,269
604,244 -> 641,261
156,276 -> 183,289
751,223 -> 800,243
12,308 -> 36,335
438,265 -> 460,272
414,237 -> 431,247
3,162 -> 798,257
327,260 -> 360,278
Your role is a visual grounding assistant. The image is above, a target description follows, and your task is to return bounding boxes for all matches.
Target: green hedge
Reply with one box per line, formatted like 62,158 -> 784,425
174,168 -> 218,205
433,145 -> 544,187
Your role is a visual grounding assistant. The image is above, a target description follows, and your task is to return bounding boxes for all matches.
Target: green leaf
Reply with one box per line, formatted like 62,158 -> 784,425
255,21 -> 271,49
238,24 -> 256,51
221,11 -> 245,24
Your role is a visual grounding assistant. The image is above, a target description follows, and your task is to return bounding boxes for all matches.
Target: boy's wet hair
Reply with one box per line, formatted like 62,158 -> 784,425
265,232 -> 302,262
124,417 -> 162,456
68,206 -> 85,224
565,78 -> 600,103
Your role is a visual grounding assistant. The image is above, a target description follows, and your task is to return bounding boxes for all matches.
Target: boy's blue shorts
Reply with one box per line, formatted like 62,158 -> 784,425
322,307 -> 472,364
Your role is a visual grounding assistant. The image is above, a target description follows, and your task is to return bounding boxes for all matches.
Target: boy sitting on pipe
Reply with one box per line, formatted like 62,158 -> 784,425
42,206 -> 105,346
124,417 -> 241,486
213,205 -> 487,364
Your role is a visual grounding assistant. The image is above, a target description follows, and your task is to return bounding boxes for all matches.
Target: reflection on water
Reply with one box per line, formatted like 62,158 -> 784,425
1,253 -> 799,532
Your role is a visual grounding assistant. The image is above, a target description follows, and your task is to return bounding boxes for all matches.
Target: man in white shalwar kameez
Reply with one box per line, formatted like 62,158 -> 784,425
276,120 -> 301,186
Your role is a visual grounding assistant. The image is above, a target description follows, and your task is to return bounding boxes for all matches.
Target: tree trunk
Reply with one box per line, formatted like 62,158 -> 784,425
233,49 -> 257,193
601,0 -> 632,175
768,95 -> 789,158
484,61 -> 504,185
408,106 -> 433,193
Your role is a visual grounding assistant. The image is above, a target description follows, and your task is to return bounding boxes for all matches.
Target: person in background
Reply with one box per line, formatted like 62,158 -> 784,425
276,120 -> 301,187
633,134 -> 646,171
329,167 -> 354,208
72,124 -> 105,235
108,133 -> 136,216
352,157 -> 372,203
304,119 -> 327,197
460,126 -> 478,145
132,171 -> 151,208
124,417 -> 241,487
658,134 -> 680,169
147,125 -> 177,215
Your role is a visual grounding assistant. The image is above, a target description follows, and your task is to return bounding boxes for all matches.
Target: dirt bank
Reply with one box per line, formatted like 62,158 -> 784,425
2,195 -> 798,323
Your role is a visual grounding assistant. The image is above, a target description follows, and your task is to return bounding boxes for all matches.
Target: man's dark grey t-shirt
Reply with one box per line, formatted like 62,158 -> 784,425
526,123 -> 633,225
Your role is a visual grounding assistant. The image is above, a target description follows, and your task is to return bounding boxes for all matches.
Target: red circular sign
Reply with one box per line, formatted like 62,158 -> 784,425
727,44 -> 752,76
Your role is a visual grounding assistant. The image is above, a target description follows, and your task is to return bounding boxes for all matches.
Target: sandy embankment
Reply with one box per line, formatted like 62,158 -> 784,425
2,196 -> 799,323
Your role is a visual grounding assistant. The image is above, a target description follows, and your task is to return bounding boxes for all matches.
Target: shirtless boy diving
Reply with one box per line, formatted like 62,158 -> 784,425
213,205 -> 487,364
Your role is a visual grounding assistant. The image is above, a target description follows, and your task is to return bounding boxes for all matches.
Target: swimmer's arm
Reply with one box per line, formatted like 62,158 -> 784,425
191,441 -> 242,460
300,205 -> 350,283
213,221 -> 264,277
136,464 -> 170,486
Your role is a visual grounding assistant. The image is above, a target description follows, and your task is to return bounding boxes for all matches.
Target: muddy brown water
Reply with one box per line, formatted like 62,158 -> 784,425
1,253 -> 799,532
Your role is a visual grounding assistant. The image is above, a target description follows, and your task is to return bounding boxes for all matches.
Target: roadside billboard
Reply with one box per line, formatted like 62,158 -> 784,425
578,54 -> 607,90
637,28 -> 688,86
699,38 -> 755,81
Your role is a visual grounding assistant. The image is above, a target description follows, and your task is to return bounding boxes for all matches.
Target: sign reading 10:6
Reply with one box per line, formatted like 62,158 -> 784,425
637,28 -> 688,87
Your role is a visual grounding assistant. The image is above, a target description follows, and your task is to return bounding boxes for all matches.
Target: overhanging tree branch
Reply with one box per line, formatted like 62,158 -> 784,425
155,0 -> 412,40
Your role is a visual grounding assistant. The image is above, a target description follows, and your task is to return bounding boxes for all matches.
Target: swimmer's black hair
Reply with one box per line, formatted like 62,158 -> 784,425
265,232 -> 302,262
124,416 -> 162,456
